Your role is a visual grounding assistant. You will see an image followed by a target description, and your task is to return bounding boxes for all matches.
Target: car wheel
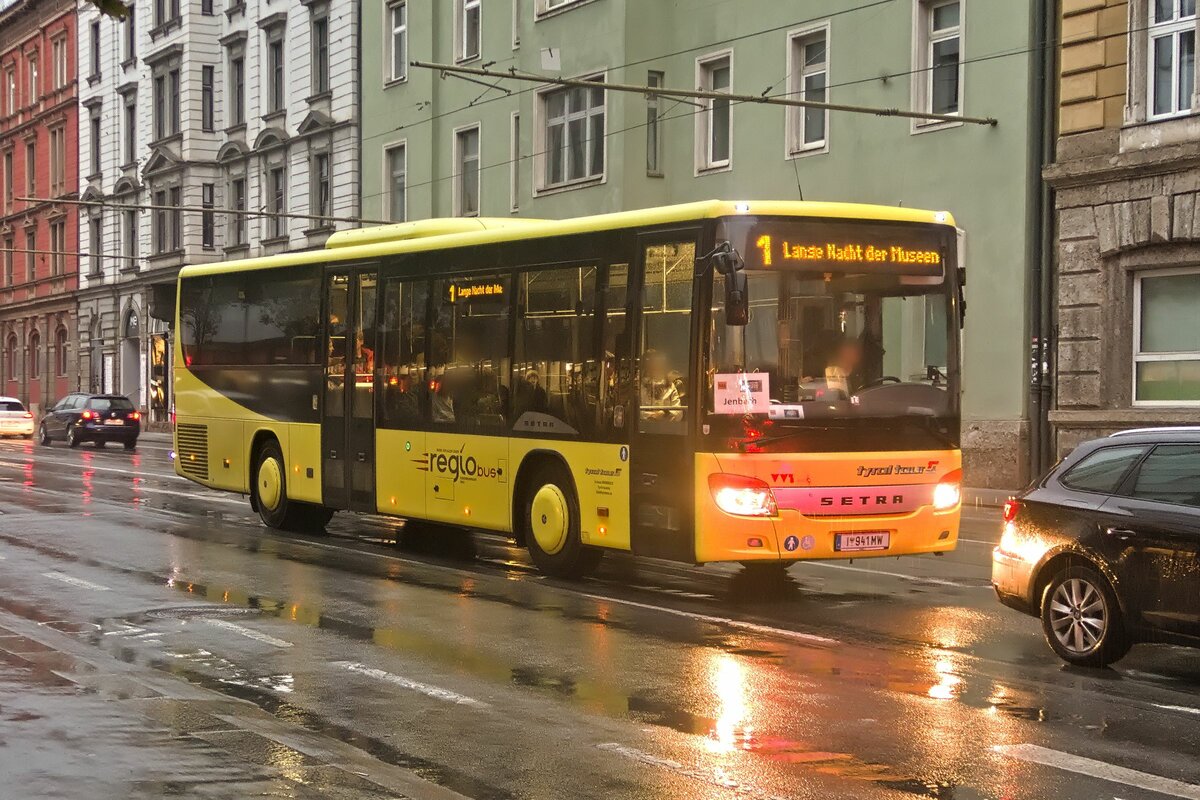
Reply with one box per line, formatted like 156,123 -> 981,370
1040,565 -> 1132,668
66,427 -> 80,448
38,425 -> 50,446
124,440 -> 136,451
253,439 -> 329,533
521,461 -> 602,579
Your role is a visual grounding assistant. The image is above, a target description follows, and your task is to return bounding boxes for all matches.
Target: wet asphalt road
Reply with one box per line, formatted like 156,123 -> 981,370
0,438 -> 1198,799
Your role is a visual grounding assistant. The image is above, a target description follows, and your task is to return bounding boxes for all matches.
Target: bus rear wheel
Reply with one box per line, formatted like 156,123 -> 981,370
521,461 -> 602,579
253,440 -> 332,534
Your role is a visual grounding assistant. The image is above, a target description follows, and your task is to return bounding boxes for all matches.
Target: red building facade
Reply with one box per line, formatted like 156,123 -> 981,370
0,0 -> 78,415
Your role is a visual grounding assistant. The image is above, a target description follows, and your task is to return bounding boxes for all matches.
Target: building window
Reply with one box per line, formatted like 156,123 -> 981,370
4,335 -> 14,380
2,237 -> 11,286
25,140 -> 36,197
540,77 -> 605,190
201,0 -> 213,15
201,183 -> 215,249
52,36 -> 68,89
55,327 -> 68,377
312,15 -> 330,94
27,52 -> 38,101
696,53 -> 732,171
1149,0 -> 1197,118
154,68 -> 180,139
230,177 -> 246,246
125,5 -> 136,62
386,144 -> 406,221
2,151 -> 10,209
90,112 -> 102,176
788,28 -> 828,153
389,2 -> 408,82
537,0 -> 585,15
916,0 -> 962,118
155,0 -> 180,28
268,36 -> 285,113
153,188 -> 181,253
230,53 -> 245,125
3,67 -> 13,114
267,166 -> 286,239
90,20 -> 102,78
457,0 -> 481,62
509,112 -> 520,212
312,153 -> 331,222
28,331 -> 40,381
90,213 -> 103,275
646,70 -> 664,176
200,66 -> 215,131
1134,269 -> 1200,403
455,125 -> 480,216
123,208 -> 138,263
123,94 -> 137,164
49,219 -> 64,276
50,126 -> 66,194
24,228 -> 34,281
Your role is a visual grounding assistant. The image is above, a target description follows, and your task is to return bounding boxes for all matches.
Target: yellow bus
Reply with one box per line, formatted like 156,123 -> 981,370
173,200 -> 963,577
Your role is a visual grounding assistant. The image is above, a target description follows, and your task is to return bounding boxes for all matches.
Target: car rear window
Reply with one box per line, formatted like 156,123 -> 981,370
0,400 -> 25,412
1127,444 -> 1200,507
88,397 -> 135,412
1060,445 -> 1145,493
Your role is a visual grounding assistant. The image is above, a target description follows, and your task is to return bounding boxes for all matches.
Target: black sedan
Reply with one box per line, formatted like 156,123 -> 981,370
39,393 -> 142,450
993,427 -> 1200,667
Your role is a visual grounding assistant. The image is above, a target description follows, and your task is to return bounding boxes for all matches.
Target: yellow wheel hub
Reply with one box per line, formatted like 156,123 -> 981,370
530,484 -> 569,555
257,457 -> 283,512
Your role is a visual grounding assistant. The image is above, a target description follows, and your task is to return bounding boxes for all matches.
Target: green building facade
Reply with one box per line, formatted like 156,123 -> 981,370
360,0 -> 1045,488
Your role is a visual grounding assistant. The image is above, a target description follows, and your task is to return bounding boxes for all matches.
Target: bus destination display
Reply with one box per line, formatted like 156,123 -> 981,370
742,221 -> 950,276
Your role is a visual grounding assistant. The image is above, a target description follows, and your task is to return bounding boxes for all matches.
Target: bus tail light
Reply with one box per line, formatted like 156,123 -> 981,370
932,469 -> 962,510
708,474 -> 778,517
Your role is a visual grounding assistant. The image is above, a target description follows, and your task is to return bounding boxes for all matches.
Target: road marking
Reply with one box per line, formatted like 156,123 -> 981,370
0,458 -> 245,506
333,661 -> 491,709
201,618 -> 293,648
41,571 -> 110,591
579,592 -> 839,645
598,743 -> 788,800
1153,703 -> 1200,716
995,744 -> 1200,799
802,560 -> 987,588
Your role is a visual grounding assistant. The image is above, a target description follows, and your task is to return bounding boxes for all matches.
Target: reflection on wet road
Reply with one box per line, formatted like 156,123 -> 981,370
0,437 -> 1198,799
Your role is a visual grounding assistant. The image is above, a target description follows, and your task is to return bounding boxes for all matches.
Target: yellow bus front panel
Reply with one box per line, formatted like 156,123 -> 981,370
695,449 -> 961,564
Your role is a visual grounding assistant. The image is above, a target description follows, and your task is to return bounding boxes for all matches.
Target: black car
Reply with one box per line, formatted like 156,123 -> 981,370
993,427 -> 1200,667
39,393 -> 142,450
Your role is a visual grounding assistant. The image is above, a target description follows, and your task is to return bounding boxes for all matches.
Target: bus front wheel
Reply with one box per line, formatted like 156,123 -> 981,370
253,440 -> 332,533
521,461 -> 602,579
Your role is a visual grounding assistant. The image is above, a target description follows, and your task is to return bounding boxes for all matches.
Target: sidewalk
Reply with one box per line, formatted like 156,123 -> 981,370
963,487 -> 1013,509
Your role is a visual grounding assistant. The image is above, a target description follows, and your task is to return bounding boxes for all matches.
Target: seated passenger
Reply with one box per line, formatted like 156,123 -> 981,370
639,350 -> 682,422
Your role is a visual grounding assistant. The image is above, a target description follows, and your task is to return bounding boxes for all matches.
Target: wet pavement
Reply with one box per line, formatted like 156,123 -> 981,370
0,436 -> 1197,799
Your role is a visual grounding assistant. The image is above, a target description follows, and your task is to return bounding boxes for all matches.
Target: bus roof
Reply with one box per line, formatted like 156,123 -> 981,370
177,200 -> 956,279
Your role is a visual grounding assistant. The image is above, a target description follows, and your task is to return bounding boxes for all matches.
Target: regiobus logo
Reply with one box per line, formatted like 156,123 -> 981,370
413,446 -> 504,483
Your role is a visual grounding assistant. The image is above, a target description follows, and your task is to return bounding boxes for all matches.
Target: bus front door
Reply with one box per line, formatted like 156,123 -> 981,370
322,268 -> 378,513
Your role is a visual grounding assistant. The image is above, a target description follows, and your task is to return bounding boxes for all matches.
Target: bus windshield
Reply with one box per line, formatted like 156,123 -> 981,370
706,216 -> 959,435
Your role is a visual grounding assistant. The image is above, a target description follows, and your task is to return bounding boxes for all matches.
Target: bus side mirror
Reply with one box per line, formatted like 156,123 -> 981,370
724,270 -> 750,326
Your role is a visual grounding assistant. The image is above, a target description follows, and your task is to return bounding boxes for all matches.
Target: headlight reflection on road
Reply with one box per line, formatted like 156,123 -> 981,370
707,654 -> 753,753
927,657 -> 961,701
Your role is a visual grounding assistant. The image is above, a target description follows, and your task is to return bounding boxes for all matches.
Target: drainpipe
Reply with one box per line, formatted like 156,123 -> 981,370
1027,0 -> 1058,482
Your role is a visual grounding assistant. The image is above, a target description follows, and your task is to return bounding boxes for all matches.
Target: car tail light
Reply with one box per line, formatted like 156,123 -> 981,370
22,412 -> 32,419
80,410 -> 95,420
1002,498 -> 1022,523
130,411 -> 141,420
708,473 -> 778,517
932,468 -> 963,510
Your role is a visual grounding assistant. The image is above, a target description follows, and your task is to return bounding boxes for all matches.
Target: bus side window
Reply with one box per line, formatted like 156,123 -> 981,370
429,276 -> 511,430
513,265 -> 599,436
638,241 -> 695,434
380,278 -> 428,429
600,263 -> 633,433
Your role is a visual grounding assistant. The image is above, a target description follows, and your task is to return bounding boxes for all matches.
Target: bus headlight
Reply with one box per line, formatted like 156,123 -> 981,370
708,474 -> 778,517
932,469 -> 962,510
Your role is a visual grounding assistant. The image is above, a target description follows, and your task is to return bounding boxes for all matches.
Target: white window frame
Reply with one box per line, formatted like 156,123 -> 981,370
1133,266 -> 1200,406
1147,0 -> 1198,120
52,35 -> 68,89
384,140 -> 407,222
786,23 -> 830,157
311,151 -> 332,222
534,73 -> 607,194
265,165 -> 287,239
27,52 -> 39,101
695,50 -> 733,174
646,70 -> 664,177
911,0 -> 964,133
509,111 -> 520,212
386,1 -> 408,84
312,13 -> 331,96
457,0 -> 482,63
453,123 -> 481,217
535,0 -> 593,19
